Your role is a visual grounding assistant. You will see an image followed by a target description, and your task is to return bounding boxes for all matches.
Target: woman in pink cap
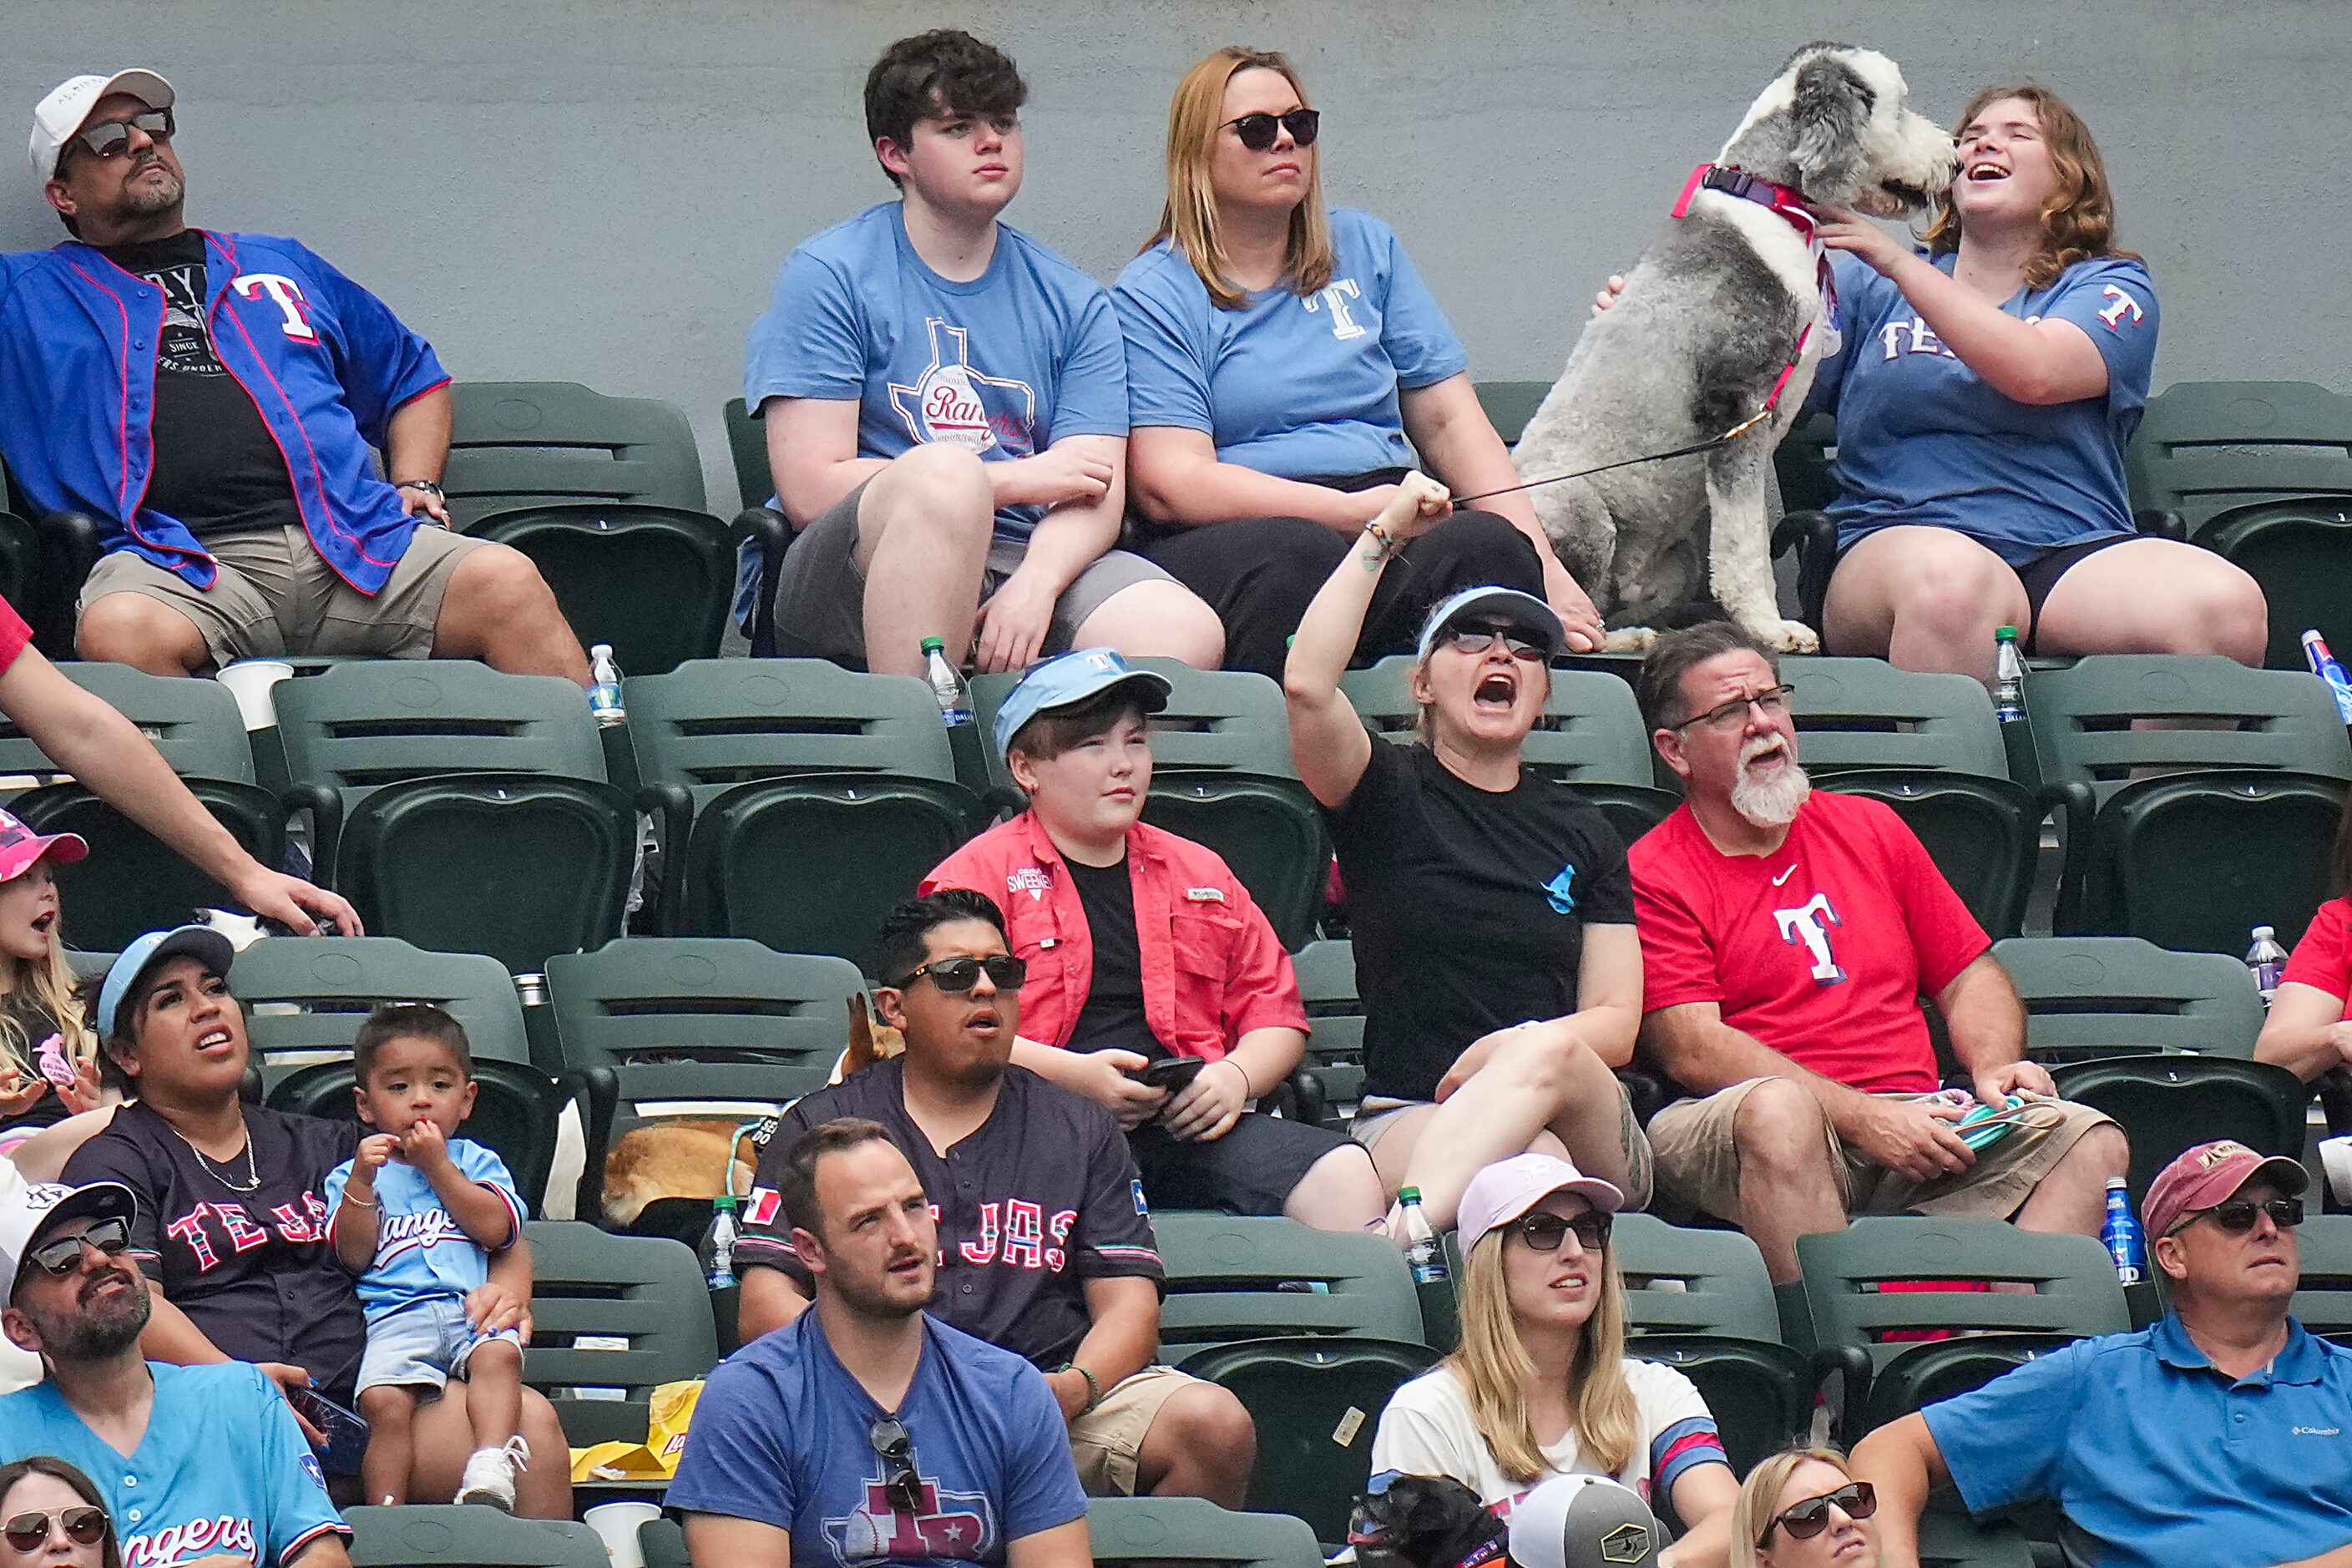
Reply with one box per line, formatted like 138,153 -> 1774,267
0,809 -> 101,1141
1371,1152 -> 1739,1566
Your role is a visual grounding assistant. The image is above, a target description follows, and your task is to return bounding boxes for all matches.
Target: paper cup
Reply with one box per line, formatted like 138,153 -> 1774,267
215,659 -> 296,731
584,1501 -> 661,1568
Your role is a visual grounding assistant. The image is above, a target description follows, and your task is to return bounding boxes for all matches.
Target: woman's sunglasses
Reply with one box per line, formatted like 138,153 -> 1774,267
1444,623 -> 1550,662
868,1416 -> 923,1514
2188,1197 -> 2304,1236
1504,1211 -> 1611,1254
71,109 -> 175,161
1765,1481 -> 1875,1545
893,955 -> 1026,995
23,1216 -> 133,1277
3,1506 -> 108,1552
1225,109 -> 1320,151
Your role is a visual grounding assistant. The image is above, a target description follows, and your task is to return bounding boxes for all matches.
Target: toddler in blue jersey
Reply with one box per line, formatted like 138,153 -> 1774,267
324,1004 -> 530,1510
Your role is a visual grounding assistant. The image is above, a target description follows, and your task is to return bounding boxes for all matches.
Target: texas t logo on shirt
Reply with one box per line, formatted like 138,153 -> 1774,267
1773,892 -> 1849,985
888,317 -> 1037,455
2096,285 -> 2145,331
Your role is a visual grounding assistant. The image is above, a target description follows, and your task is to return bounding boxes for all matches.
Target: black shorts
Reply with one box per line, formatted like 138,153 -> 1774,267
2016,534 -> 2137,652
1128,1111 -> 1355,1216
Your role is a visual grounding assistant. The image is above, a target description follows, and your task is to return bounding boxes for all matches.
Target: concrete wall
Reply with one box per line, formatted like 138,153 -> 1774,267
7,2 -> 2344,510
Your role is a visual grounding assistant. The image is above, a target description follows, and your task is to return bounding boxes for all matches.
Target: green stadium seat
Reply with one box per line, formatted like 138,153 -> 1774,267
1785,657 -> 2011,778
718,397 -> 792,658
225,935 -> 533,1087
2125,380 -> 2352,538
1854,1330 -> 2081,1434
2290,1214 -> 2352,1344
444,382 -> 707,525
267,1056 -> 566,1216
1156,1212 -> 1424,1352
1992,937 -> 2263,1061
1915,1513 -> 2036,1568
471,503 -> 733,676
345,1505 -> 609,1568
1087,1496 -> 1324,1568
2049,1055 -> 2309,1204
522,1222 -> 721,1448
1292,938 -> 1366,1117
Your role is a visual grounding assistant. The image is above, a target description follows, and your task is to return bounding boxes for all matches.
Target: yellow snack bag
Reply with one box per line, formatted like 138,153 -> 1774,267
648,1379 -> 705,1474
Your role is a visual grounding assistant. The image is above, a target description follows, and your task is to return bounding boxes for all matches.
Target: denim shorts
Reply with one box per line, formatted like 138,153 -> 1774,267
357,1294 -> 525,1394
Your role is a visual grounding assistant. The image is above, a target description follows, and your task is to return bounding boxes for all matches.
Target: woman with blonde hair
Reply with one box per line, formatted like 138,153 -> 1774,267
1112,46 -> 1604,678
1729,1449 -> 1879,1568
1370,1154 -> 1738,1567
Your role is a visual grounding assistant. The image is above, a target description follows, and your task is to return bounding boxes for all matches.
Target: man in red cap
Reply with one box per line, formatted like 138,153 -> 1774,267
1854,1139 -> 2349,1568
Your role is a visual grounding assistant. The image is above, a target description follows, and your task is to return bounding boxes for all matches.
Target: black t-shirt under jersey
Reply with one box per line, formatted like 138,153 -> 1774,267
1327,730 -> 1636,1102
97,232 -> 301,539
1064,855 -> 1161,1057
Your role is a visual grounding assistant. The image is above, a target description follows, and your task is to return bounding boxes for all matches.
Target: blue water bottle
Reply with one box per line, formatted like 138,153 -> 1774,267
2101,1177 -> 2145,1285
2304,630 -> 2352,726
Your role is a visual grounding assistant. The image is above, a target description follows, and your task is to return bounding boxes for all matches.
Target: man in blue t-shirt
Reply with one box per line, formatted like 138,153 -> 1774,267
670,1118 -> 1090,1568
1854,1140 -> 2352,1568
741,29 -> 1221,679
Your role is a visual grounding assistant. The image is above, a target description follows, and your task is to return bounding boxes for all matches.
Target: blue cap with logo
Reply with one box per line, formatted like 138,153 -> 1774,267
993,649 -> 1174,759
1416,585 -> 1566,661
96,924 -> 235,1043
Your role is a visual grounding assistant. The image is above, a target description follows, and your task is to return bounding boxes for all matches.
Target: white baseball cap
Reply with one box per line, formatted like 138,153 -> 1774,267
1455,1151 -> 1624,1254
30,69 -> 175,181
0,1180 -> 138,1300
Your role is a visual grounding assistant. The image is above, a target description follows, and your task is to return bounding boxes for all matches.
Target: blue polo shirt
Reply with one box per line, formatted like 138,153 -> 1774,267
1925,1314 -> 2352,1568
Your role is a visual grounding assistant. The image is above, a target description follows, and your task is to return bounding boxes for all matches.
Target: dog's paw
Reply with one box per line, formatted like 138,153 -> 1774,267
1602,626 -> 1657,654
1768,620 -> 1821,655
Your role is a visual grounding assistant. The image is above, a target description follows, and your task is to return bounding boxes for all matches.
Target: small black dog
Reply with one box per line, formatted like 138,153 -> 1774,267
1348,1474 -> 1510,1568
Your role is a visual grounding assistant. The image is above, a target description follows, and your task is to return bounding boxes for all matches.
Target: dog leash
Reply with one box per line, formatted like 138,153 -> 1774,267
1447,406 -> 1776,507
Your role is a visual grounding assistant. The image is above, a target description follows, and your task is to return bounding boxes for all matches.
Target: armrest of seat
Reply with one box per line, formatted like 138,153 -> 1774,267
1812,1342 -> 1872,1447
279,782 -> 343,897
2038,780 -> 2096,934
1263,1067 -> 1328,1130
28,509 -> 105,656
635,781 -> 693,936
2317,1065 -> 2352,1140
2132,508 -> 2187,541
1770,508 -> 1839,630
571,1065 -> 621,1226
729,507 -> 792,658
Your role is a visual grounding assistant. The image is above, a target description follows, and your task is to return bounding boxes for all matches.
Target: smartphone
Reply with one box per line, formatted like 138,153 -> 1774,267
1131,1056 -> 1206,1093
286,1387 -> 372,1475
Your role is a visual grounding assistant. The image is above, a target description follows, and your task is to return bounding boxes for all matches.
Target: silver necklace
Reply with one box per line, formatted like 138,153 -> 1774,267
166,1118 -> 261,1194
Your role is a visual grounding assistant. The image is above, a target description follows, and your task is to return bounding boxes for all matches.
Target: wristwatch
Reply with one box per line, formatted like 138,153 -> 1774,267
395,478 -> 445,499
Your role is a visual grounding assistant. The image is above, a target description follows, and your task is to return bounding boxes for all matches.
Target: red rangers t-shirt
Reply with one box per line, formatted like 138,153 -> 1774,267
1631,792 -> 1989,1094
2282,895 -> 2352,1016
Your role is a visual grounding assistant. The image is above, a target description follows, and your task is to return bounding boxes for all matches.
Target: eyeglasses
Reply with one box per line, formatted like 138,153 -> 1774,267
1225,109 -> 1320,151
868,1416 -> 923,1514
3,1506 -> 108,1552
892,954 -> 1026,994
23,1215 -> 132,1277
1505,1211 -> 1611,1254
1763,1482 -> 1875,1545
2183,1196 -> 2304,1237
69,109 -> 175,162
1672,684 -> 1794,733
1443,623 -> 1550,663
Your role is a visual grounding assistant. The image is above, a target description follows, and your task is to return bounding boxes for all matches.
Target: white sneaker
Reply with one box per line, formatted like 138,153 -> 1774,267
455,1435 -> 531,1511
2322,1136 -> 2352,1208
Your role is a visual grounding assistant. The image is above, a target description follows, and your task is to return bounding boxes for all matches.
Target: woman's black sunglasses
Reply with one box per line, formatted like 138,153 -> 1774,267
3,1505 -> 108,1552
1504,1211 -> 1611,1253
1765,1481 -> 1875,1545
23,1215 -> 133,1277
1225,109 -> 1320,151
868,1416 -> 923,1514
893,955 -> 1026,994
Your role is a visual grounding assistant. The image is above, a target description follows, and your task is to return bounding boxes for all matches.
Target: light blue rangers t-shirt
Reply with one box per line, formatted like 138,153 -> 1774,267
0,1361 -> 348,1568
324,1136 -> 521,1318
669,1309 -> 1085,1568
1112,207 -> 1468,481
1805,250 -> 2158,566
742,202 -> 1130,550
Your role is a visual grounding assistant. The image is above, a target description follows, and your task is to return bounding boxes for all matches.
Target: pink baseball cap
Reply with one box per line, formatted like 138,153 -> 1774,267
2143,1139 -> 2308,1239
1456,1152 -> 1624,1253
0,808 -> 84,884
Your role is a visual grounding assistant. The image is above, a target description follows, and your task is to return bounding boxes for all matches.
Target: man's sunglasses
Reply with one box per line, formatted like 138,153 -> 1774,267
1672,684 -> 1795,733
868,1416 -> 923,1514
893,955 -> 1026,994
2184,1196 -> 2304,1236
70,109 -> 175,162
23,1215 -> 132,1277
3,1506 -> 108,1552
1444,623 -> 1550,663
1226,109 -> 1320,151
1505,1211 -> 1611,1254
1764,1481 -> 1875,1545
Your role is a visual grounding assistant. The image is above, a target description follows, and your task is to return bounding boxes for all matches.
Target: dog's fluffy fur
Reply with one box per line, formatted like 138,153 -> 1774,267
1512,43 -> 1958,652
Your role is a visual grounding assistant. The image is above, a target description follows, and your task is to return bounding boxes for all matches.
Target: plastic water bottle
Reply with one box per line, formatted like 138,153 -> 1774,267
698,1194 -> 741,1292
2101,1177 -> 2146,1286
2246,925 -> 2289,1007
1992,626 -> 2026,724
2304,630 -> 2352,726
922,637 -> 974,727
588,644 -> 626,729
1398,1186 -> 1448,1286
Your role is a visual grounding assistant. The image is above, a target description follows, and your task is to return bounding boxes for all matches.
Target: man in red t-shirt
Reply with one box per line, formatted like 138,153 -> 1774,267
1628,623 -> 2124,1282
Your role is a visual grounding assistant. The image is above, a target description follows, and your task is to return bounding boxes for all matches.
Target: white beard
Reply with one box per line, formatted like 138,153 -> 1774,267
1731,756 -> 1812,827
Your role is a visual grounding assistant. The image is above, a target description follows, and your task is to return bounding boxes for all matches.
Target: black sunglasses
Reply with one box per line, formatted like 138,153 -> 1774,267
1765,1481 -> 1875,1545
1444,622 -> 1550,663
1225,109 -> 1320,151
3,1506 -> 108,1552
71,108 -> 175,162
893,954 -> 1025,995
2191,1197 -> 2304,1236
1505,1211 -> 1611,1254
868,1416 -> 923,1514
23,1215 -> 132,1277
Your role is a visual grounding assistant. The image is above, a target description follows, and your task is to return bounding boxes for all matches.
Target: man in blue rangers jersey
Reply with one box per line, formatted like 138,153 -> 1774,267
1,68 -> 588,685
0,1180 -> 351,1568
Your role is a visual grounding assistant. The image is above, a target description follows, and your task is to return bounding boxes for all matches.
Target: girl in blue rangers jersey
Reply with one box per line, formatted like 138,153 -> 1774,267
1808,83 -> 2265,679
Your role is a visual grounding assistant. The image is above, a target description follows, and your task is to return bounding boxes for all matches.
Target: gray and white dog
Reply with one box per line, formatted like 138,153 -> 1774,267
1511,43 -> 1959,652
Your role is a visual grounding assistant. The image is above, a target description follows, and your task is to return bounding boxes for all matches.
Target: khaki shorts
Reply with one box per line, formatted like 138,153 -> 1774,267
1649,1079 -> 2115,1222
1349,1075 -> 1655,1210
79,522 -> 486,667
1066,1365 -> 1199,1496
